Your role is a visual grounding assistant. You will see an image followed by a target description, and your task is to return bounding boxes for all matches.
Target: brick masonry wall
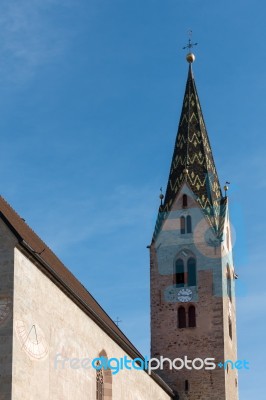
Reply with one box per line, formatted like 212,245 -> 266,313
150,186 -> 239,400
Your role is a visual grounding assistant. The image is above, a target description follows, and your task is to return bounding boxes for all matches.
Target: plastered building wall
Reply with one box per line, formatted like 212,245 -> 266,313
12,247 -> 172,400
0,219 -> 18,400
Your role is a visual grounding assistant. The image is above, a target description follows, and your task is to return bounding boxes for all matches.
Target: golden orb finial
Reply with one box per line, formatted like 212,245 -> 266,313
186,53 -> 195,63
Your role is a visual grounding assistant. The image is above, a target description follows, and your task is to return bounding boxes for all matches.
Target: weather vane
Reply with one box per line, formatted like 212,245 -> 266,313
182,30 -> 198,51
182,30 -> 198,64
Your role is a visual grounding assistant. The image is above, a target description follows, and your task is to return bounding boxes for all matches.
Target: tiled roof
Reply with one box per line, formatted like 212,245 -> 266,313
163,64 -> 222,232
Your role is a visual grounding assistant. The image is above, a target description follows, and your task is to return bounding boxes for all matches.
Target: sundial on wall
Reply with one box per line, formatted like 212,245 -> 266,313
0,296 -> 12,326
193,217 -> 222,259
15,319 -> 49,360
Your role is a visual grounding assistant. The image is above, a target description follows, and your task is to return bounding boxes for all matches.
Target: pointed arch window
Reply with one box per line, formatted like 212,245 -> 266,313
173,253 -> 197,288
186,215 -> 192,233
178,306 -> 186,328
180,215 -> 192,234
182,194 -> 188,208
180,216 -> 186,234
226,226 -> 231,251
96,350 -> 112,400
227,265 -> 232,301
187,258 -> 196,286
175,259 -> 185,287
188,305 -> 196,327
96,362 -> 104,400
229,317 -> 232,340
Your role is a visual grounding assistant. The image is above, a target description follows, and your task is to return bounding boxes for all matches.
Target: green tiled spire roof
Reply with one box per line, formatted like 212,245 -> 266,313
163,62 -> 222,231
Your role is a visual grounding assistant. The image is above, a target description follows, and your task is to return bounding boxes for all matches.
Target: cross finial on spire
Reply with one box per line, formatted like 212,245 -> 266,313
182,30 -> 198,51
183,30 -> 197,63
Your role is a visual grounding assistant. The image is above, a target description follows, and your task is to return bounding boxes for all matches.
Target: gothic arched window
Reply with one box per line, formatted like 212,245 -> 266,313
187,257 -> 196,286
182,194 -> 188,208
186,215 -> 192,233
227,265 -> 232,301
96,362 -> 104,400
188,305 -> 196,327
227,226 -> 230,250
96,350 -> 112,400
175,259 -> 185,287
229,318 -> 232,340
178,306 -> 186,328
180,216 -> 186,234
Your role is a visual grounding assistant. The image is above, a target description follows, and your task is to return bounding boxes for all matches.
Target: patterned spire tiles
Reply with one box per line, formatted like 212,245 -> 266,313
163,64 -> 222,232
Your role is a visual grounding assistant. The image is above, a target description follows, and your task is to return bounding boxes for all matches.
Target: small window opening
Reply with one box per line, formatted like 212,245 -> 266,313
188,305 -> 196,327
227,265 -> 232,301
175,259 -> 185,287
96,362 -> 104,400
178,307 -> 186,328
229,318 -> 232,340
180,216 -> 186,234
186,215 -> 192,233
187,257 -> 196,286
182,194 -> 188,208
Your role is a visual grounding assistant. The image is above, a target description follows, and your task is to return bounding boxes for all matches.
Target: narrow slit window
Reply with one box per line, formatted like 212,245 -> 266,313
187,257 -> 196,286
178,306 -> 186,328
182,194 -> 188,208
229,318 -> 232,340
227,265 -> 232,301
188,305 -> 196,327
227,226 -> 230,250
175,259 -> 185,287
180,216 -> 186,234
96,362 -> 104,400
186,215 -> 192,233
185,380 -> 189,392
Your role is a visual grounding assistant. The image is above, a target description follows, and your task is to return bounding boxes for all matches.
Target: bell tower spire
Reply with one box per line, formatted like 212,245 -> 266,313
163,49 -> 222,232
150,46 -> 238,400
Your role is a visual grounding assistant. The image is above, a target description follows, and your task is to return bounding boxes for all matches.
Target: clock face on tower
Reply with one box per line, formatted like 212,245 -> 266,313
0,296 -> 12,326
15,319 -> 49,360
177,288 -> 193,302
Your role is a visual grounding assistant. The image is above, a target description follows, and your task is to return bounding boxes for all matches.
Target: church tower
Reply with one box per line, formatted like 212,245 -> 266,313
150,50 -> 239,400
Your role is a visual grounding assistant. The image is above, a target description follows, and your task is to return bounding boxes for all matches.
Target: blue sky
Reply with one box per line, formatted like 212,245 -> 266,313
0,0 -> 264,397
